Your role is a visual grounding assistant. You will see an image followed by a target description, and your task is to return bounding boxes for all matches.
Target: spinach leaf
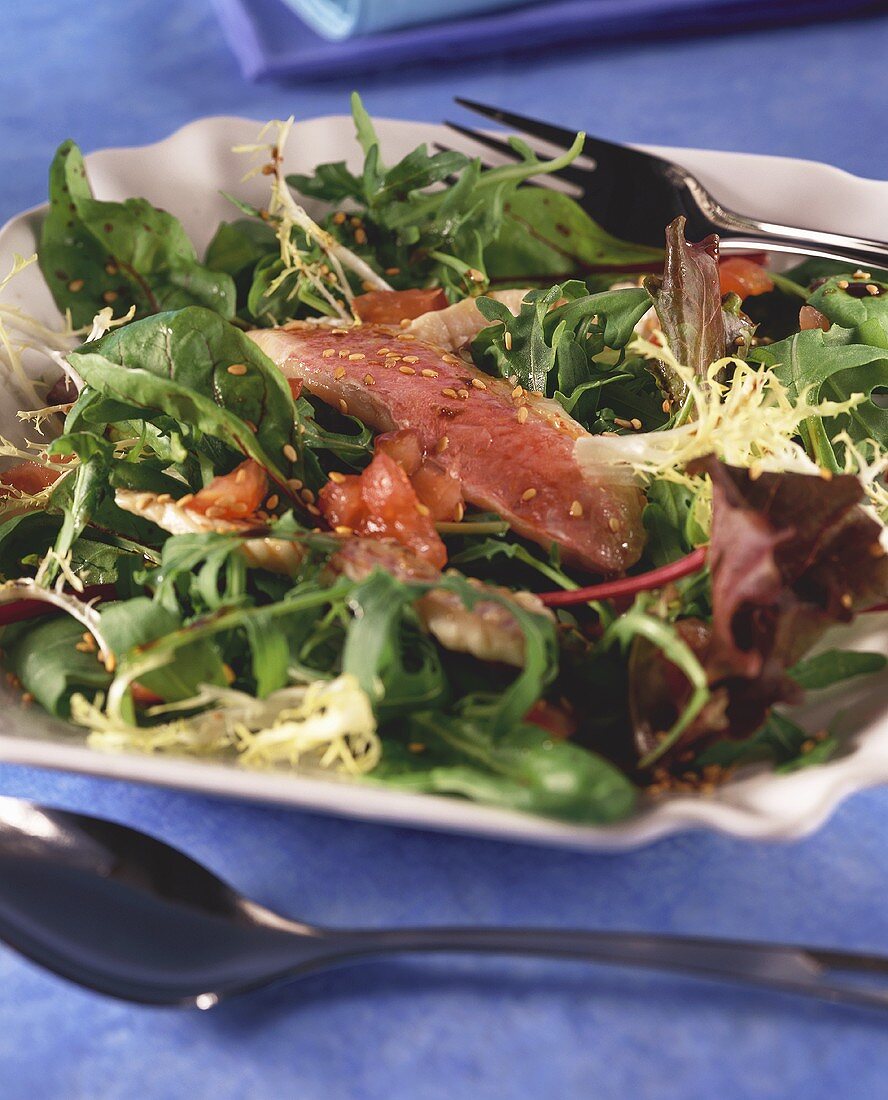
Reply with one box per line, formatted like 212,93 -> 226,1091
788,649 -> 886,690
807,276 -> 888,346
376,714 -> 637,824
485,187 -> 662,282
641,479 -> 707,568
69,307 -> 304,484
6,616 -> 111,717
39,140 -> 235,326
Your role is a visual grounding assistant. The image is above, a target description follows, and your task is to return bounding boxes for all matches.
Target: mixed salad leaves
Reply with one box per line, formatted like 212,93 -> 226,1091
0,95 -> 885,825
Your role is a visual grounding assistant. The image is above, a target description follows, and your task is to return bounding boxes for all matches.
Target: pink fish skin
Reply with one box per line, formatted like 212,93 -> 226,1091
249,322 -> 645,575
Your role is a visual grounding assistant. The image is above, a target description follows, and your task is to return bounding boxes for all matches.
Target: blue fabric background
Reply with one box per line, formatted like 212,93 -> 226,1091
2,4 -> 888,1097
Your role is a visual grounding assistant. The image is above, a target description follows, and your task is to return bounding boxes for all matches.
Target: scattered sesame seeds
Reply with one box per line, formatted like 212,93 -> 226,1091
350,215 -> 363,228
435,435 -> 449,453
265,494 -> 280,510
348,352 -> 366,361
178,493 -> 194,506
569,500 -> 583,518
421,368 -> 438,378
396,332 -> 416,341
282,443 -> 298,463
662,399 -> 672,413
334,365 -> 346,379
105,263 -> 118,276
399,365 -> 416,375
442,353 -> 459,365
457,389 -> 469,400
67,278 -> 84,293
471,378 -> 487,390
853,269 -> 871,280
227,363 -> 247,376
837,279 -> 849,290
230,501 -> 249,514
866,283 -> 881,295
322,348 -> 336,358
521,487 -> 537,502
332,212 -> 347,225
614,417 -> 633,430
306,503 -> 321,517
339,399 -> 349,415
385,267 -> 401,276
363,373 -> 376,386
516,407 -> 528,424
841,592 -> 853,609
441,387 -> 458,398
205,505 -> 226,519
334,525 -> 353,536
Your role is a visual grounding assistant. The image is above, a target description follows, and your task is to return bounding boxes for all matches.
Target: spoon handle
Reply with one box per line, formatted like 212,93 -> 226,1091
336,927 -> 888,1011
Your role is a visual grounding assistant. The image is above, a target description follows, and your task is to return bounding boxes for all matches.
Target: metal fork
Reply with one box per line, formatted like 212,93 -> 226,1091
446,97 -> 888,270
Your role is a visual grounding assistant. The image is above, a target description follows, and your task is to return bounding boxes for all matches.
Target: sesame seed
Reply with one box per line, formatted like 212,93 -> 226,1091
105,263 -> 118,276
866,283 -> 881,295
227,363 -> 247,376
569,500 -> 583,518
385,354 -> 402,363
339,399 -> 349,414
608,517 -> 621,532
453,501 -> 465,522
334,525 -> 353,536
205,505 -> 226,519
178,493 -> 194,506
841,592 -> 853,609
67,278 -> 85,292
511,385 -> 523,399
396,333 -> 416,341
853,270 -> 871,280
348,352 -> 365,361
363,373 -> 376,386
401,355 -> 419,364
376,347 -> 391,356
504,331 -> 513,351
361,281 -> 376,293
399,365 -> 416,375
230,502 -> 249,514
283,443 -> 298,463
521,488 -> 537,502
614,417 -> 634,430
415,502 -> 431,517
436,436 -> 449,453
300,487 -> 315,504
156,493 -> 173,504
334,365 -> 346,379
328,471 -> 346,484
441,387 -> 458,398
103,654 -> 117,673
287,477 -> 303,491
837,280 -> 849,289
630,418 -> 643,431
471,378 -> 487,390
516,407 -> 528,424
332,211 -> 346,225
467,268 -> 485,282
661,399 -> 671,413
421,368 -> 438,378
442,353 -> 459,365
338,349 -> 349,358
457,389 -> 469,399
306,503 -> 321,516
354,228 -> 367,245
408,742 -> 426,754
266,494 -> 279,510
350,215 -> 363,228
322,348 -> 336,358
102,290 -> 118,304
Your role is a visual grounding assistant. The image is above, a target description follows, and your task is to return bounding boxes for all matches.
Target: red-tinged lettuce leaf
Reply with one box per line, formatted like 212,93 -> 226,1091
629,457 -> 888,766
643,216 -> 726,403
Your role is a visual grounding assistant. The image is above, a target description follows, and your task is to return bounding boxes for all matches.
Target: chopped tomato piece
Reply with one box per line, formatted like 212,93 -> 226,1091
318,452 -> 447,568
525,699 -> 577,739
186,459 -> 268,519
799,305 -> 830,332
375,429 -> 423,476
287,377 -> 304,401
131,682 -> 165,707
718,257 -> 774,299
409,459 -> 464,523
353,288 -> 448,324
0,461 -> 61,495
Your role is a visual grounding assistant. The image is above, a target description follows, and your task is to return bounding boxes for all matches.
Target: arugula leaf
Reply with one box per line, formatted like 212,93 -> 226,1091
6,616 -> 111,717
695,711 -> 838,773
39,140 -> 235,326
69,307 -> 304,483
750,326 -> 888,454
376,714 -> 637,824
641,479 -> 707,568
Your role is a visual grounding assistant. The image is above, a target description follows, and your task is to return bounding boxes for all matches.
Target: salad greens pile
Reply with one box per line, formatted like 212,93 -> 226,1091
0,95 -> 885,826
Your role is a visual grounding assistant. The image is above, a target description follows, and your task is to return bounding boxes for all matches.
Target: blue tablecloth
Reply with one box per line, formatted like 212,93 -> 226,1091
3,4 -> 888,1097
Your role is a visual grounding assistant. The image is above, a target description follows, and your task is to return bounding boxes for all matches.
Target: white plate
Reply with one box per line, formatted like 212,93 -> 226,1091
0,114 -> 885,850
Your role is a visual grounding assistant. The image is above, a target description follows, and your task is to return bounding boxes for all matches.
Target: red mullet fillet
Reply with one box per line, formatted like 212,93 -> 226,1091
249,322 -> 645,574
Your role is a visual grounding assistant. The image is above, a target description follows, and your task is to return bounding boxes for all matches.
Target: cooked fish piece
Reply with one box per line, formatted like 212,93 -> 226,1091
249,322 -> 645,574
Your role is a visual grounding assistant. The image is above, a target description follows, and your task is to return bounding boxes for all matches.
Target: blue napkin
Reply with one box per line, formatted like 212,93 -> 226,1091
287,0 -> 538,39
211,0 -> 884,81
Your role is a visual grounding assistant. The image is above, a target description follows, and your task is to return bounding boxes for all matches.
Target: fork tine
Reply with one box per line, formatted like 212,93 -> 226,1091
454,97 -> 668,170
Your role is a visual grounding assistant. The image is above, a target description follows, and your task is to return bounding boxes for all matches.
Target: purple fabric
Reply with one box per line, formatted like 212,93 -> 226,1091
211,0 -> 885,81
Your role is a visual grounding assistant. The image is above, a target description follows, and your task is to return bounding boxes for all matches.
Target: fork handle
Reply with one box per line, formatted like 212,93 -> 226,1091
333,927 -> 888,1011
712,212 -> 888,272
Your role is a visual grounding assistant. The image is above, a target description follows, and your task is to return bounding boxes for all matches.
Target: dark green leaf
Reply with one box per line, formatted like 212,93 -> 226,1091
788,649 -> 887,690
6,616 -> 111,717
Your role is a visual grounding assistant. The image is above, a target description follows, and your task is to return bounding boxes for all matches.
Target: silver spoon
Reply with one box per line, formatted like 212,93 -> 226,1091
1,795 -> 886,1010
